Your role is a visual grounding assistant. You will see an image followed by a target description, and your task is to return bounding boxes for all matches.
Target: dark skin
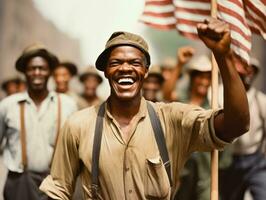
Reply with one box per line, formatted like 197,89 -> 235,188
82,75 -> 101,106
47,18 -> 249,200
104,46 -> 148,142
163,46 -> 195,101
103,18 -> 249,143
197,18 -> 249,141
24,56 -> 51,108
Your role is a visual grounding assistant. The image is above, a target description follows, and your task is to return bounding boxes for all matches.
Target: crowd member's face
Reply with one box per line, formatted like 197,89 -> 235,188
25,56 -> 50,92
18,81 -> 27,92
53,66 -> 72,93
143,75 -> 162,102
5,82 -> 18,96
105,46 -> 148,101
233,56 -> 257,91
191,71 -> 211,97
239,65 -> 257,91
83,75 -> 100,97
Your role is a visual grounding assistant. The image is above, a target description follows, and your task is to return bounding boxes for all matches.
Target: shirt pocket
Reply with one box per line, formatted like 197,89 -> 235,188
144,157 -> 171,199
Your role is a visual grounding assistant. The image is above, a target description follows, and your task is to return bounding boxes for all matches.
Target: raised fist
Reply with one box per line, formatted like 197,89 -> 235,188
197,18 -> 231,55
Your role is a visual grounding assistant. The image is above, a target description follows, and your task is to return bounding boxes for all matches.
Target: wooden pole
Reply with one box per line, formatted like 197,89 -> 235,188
210,0 -> 219,200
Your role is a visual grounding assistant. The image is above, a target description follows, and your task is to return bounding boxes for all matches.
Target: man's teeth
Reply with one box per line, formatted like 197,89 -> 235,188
118,78 -> 134,84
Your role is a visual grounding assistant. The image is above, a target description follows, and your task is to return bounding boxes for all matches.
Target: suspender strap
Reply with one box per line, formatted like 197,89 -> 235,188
19,94 -> 62,170
19,101 -> 27,170
91,102 -> 172,197
91,103 -> 105,198
147,102 -> 172,186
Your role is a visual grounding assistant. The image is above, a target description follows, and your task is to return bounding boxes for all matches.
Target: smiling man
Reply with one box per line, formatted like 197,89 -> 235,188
0,44 -> 77,200
40,18 -> 249,200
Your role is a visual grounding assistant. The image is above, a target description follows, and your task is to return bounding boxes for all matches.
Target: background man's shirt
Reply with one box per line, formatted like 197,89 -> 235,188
0,91 -> 77,172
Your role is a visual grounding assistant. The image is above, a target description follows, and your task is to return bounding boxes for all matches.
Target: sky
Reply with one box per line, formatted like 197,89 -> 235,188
33,0 -> 149,66
32,0 -> 185,97
33,0 -> 266,95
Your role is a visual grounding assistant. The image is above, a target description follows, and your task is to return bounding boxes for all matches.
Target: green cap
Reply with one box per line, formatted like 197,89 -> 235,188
95,31 -> 150,71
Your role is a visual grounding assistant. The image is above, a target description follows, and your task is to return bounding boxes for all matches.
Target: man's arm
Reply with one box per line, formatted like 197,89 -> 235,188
40,117 -> 80,200
162,46 -> 195,101
0,101 -> 6,145
197,18 -> 250,142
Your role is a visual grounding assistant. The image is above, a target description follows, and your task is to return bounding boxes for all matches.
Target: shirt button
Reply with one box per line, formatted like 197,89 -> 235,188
125,167 -> 130,172
129,189 -> 132,193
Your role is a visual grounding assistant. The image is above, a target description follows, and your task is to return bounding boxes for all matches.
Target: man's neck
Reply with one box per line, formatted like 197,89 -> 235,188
84,94 -> 98,103
56,87 -> 69,93
28,89 -> 49,108
108,95 -> 142,125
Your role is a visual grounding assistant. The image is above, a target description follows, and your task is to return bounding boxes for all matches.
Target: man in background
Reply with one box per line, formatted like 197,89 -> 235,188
0,44 -> 77,200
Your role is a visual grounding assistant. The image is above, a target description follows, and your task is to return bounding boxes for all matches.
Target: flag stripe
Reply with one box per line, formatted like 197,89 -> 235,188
141,0 -> 266,64
244,0 -> 266,22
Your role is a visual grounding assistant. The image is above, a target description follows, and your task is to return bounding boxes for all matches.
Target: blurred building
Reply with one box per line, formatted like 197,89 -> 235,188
0,0 -> 82,97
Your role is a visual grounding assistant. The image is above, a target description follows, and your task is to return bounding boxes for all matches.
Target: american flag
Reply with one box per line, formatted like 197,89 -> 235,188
140,0 -> 266,63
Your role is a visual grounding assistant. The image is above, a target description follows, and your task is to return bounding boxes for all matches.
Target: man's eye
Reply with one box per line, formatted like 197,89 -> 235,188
132,61 -> 142,66
109,62 -> 119,67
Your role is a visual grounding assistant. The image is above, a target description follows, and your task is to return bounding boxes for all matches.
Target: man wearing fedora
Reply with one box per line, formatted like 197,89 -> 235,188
142,65 -> 164,102
53,61 -> 87,110
79,66 -> 103,108
0,44 -> 77,200
41,18 -> 249,199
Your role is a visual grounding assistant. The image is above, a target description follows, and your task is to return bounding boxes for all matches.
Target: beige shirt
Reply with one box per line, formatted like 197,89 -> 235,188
40,98 -> 228,200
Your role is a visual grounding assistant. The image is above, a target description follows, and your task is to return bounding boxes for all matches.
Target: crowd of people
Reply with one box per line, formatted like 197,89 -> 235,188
0,18 -> 265,200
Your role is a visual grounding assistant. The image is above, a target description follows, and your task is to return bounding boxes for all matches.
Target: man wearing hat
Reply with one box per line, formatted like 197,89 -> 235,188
1,77 -> 21,96
161,46 -> 195,102
79,66 -> 103,107
219,57 -> 266,200
142,65 -> 164,102
175,54 -> 214,200
53,61 -> 86,110
0,44 -> 77,200
41,18 -> 249,199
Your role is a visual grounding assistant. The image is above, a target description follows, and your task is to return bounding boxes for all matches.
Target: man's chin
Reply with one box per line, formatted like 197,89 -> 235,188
112,91 -> 140,101
30,85 -> 46,92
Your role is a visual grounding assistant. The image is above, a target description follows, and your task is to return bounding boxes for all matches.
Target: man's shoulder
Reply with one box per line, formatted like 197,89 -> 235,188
66,105 -> 99,126
0,92 -> 26,107
152,100 -> 200,112
256,89 -> 266,99
58,92 -> 76,103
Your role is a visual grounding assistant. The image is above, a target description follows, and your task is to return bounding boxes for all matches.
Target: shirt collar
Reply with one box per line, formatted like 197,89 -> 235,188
105,97 -> 148,121
17,91 -> 56,104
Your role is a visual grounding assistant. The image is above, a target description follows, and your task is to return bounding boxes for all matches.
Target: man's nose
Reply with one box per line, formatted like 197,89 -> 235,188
119,62 -> 133,71
32,67 -> 41,75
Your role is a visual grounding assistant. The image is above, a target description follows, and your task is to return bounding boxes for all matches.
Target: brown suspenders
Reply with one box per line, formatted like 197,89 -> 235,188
19,101 -> 28,170
91,102 -> 172,198
19,94 -> 62,170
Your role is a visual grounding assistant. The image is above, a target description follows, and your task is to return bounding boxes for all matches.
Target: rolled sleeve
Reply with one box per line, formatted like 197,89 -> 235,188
208,109 -> 231,149
188,108 -> 231,152
40,116 -> 80,199
40,175 -> 71,200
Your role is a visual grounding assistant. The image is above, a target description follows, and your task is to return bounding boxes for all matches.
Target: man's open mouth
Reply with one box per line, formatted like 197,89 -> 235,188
116,77 -> 136,86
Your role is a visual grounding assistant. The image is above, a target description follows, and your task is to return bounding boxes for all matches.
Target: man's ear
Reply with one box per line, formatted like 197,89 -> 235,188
104,69 -> 108,78
144,68 -> 149,79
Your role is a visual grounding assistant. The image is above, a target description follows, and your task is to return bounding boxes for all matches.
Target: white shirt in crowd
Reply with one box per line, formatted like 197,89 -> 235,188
0,91 -> 77,173
211,86 -> 266,155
